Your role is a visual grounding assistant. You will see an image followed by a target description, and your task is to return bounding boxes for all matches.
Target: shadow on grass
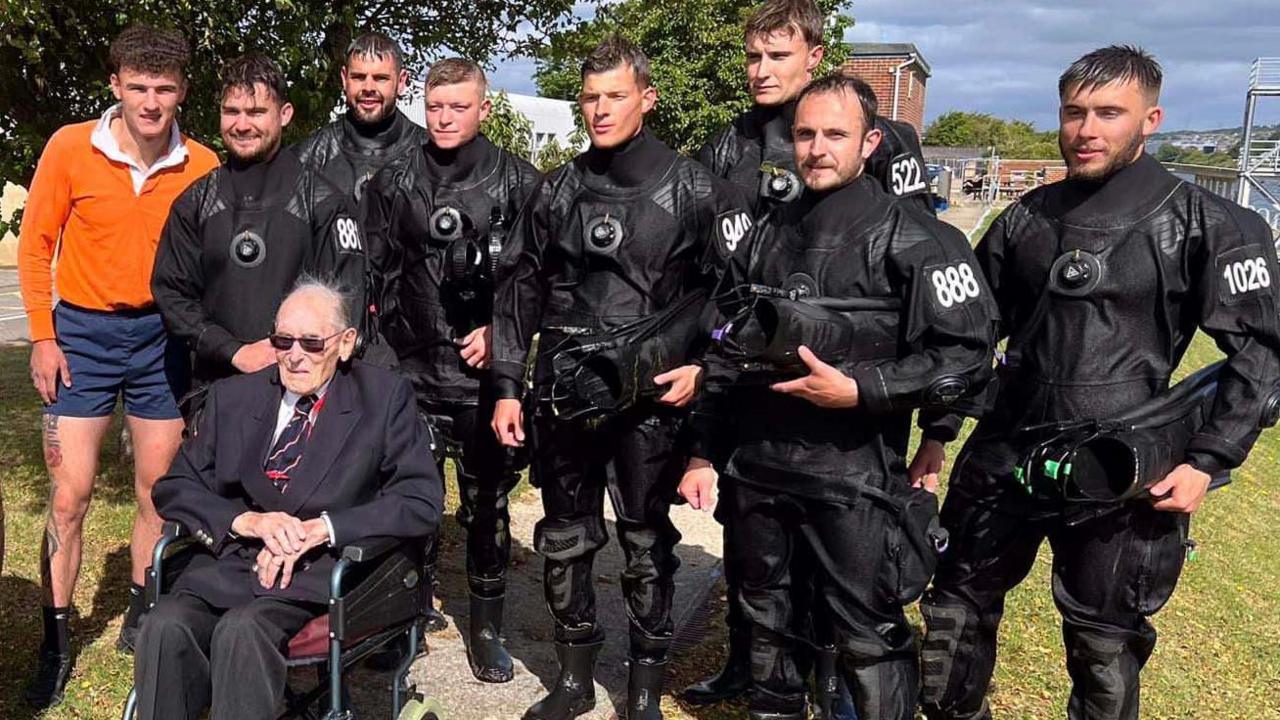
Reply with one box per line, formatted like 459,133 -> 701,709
0,574 -> 43,718
81,545 -> 133,652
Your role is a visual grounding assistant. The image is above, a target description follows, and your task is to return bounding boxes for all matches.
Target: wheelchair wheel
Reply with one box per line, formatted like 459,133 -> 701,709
397,696 -> 446,720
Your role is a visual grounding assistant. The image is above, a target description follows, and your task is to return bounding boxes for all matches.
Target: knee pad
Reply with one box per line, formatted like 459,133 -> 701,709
615,522 -> 678,636
455,471 -> 517,528
534,517 -> 609,562
919,599 -> 971,708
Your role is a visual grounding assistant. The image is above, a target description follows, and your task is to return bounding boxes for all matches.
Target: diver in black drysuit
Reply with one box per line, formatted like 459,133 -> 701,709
689,98 -> 938,715
918,153 -> 1280,720
363,132 -> 539,680
293,106 -> 426,367
293,107 -> 426,208
694,167 -> 997,719
490,127 -> 751,720
152,150 -> 369,390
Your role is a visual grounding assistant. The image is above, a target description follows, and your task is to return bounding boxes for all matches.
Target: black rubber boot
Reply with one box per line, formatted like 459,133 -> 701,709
679,625 -> 751,704
523,640 -> 602,720
627,657 -> 668,719
24,647 -> 73,710
811,645 -> 858,720
748,685 -> 808,720
467,593 -> 514,683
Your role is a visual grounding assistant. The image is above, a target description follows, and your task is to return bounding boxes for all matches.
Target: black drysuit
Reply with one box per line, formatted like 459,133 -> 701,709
695,102 -> 940,694
865,117 -> 936,217
919,154 -> 1280,720
491,129 -> 750,659
152,151 -> 368,386
697,174 -> 997,718
292,109 -> 427,208
364,133 -> 540,592
696,103 -> 935,218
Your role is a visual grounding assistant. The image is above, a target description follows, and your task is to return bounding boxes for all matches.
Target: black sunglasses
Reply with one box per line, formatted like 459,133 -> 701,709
268,330 -> 344,353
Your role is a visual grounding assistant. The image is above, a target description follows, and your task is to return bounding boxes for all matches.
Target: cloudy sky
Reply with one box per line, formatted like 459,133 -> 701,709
489,0 -> 1280,133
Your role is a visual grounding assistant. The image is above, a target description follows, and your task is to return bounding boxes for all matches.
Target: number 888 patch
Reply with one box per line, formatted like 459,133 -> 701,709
923,261 -> 983,312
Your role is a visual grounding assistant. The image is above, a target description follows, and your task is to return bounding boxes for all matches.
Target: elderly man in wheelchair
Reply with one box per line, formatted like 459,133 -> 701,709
126,278 -> 444,720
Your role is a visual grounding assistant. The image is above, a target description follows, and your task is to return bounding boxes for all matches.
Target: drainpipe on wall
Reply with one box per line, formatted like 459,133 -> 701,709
890,55 -> 917,121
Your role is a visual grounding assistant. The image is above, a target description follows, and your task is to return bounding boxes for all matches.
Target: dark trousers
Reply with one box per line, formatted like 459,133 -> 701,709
920,439 -> 1190,720
729,478 -> 918,720
423,400 -> 521,595
530,406 -> 684,659
134,592 -> 321,720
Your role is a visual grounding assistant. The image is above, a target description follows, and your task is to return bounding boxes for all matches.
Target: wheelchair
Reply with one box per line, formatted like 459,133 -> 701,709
121,521 -> 447,720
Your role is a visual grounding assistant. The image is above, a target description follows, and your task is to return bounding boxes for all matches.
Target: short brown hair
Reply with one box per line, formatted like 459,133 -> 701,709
426,58 -> 488,93
744,0 -> 824,48
1059,45 -> 1162,102
346,32 -> 404,73
220,54 -> 288,104
796,74 -> 878,133
109,25 -> 191,78
581,35 -> 651,88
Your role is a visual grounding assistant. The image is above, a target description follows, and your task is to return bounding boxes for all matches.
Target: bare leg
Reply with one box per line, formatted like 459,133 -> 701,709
124,416 -> 184,584
41,414 -> 112,606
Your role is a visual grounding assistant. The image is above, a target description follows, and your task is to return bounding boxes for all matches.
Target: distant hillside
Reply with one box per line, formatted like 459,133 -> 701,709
1152,123 -> 1280,139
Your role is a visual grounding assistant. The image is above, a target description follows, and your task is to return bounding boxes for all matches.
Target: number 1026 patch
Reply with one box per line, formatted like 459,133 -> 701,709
1217,247 -> 1272,305
923,261 -> 982,312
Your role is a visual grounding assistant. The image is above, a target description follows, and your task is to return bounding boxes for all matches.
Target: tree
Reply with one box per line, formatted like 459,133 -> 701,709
482,91 -> 536,161
923,110 -> 1059,159
531,0 -> 853,154
0,0 -> 578,187
481,90 -> 587,172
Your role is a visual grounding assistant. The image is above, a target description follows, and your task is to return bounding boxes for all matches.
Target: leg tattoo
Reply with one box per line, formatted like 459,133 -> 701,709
42,414 -> 62,469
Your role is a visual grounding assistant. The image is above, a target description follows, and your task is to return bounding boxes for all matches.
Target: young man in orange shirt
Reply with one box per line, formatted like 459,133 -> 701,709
16,25 -> 218,709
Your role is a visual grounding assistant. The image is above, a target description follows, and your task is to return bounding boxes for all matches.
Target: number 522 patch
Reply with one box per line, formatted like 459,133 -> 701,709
1216,247 -> 1272,305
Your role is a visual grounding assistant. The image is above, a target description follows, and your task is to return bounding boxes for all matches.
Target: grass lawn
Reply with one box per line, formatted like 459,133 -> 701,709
1,333 -> 1278,719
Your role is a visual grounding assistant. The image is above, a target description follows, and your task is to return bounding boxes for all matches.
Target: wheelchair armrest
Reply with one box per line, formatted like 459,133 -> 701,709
339,535 -> 402,563
327,538 -> 424,643
147,521 -> 194,608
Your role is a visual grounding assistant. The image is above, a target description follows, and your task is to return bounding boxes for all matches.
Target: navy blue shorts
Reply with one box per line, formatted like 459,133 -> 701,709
45,303 -> 188,420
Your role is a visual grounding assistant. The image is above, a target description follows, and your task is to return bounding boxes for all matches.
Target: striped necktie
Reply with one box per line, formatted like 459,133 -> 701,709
264,394 -> 318,493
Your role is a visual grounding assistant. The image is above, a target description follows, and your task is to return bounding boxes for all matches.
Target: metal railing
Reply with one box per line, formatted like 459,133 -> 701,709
1245,140 -> 1280,173
1249,58 -> 1280,91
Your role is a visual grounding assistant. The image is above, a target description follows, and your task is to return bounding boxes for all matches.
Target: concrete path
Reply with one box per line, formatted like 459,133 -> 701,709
346,487 -> 726,720
0,268 -> 26,345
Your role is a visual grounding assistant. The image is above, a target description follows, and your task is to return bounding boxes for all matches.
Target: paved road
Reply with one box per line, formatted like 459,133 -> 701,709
0,268 -> 25,344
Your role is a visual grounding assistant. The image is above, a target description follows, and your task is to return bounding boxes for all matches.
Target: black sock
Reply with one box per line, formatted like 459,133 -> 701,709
123,583 -> 146,629
41,606 -> 71,656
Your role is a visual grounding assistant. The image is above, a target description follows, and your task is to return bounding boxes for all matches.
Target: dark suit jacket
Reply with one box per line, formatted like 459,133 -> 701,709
152,360 -> 442,608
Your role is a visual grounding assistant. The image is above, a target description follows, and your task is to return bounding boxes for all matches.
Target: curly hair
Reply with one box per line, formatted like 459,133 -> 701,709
109,25 -> 191,78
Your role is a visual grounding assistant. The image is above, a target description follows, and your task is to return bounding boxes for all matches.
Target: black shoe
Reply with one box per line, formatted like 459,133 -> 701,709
679,628 -> 751,705
467,593 -> 514,683
523,640 -> 602,720
811,646 -> 858,720
24,649 -> 73,709
627,657 -> 668,720
423,604 -> 449,633
116,622 -> 139,655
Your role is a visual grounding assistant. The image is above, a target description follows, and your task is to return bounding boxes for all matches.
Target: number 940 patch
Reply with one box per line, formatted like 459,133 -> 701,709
923,261 -> 982,312
1216,247 -> 1272,305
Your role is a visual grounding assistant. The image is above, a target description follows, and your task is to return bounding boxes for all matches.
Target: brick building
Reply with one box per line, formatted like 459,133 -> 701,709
840,43 -> 931,135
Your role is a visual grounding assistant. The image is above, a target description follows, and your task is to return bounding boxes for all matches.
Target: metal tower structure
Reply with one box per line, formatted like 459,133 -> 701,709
1237,58 -> 1280,211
